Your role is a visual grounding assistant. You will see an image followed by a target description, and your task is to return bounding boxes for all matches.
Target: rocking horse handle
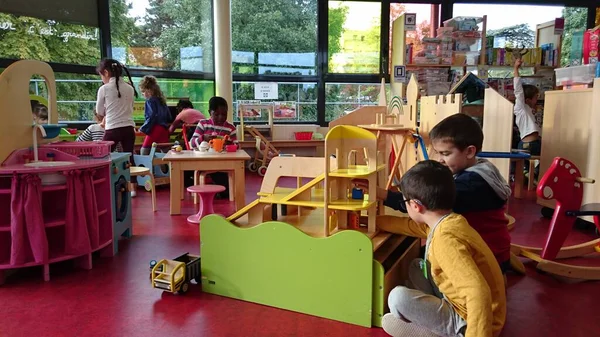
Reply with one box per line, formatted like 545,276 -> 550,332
576,177 -> 595,184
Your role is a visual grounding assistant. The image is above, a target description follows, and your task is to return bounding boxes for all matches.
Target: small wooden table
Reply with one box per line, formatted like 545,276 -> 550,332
163,150 -> 251,215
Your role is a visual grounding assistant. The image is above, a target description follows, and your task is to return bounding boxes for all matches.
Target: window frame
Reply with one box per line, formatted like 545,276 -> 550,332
0,0 -> 597,127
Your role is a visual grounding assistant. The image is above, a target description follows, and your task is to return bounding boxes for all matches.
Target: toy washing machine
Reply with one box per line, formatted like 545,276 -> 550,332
110,153 -> 133,255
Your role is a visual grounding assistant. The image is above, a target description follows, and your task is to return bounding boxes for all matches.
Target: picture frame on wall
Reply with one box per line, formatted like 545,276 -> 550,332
273,101 -> 297,119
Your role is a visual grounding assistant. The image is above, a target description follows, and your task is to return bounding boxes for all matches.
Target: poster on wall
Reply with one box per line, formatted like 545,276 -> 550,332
133,102 -> 145,122
254,82 -> 278,99
273,102 -> 297,119
238,100 -> 263,118
404,13 -> 416,31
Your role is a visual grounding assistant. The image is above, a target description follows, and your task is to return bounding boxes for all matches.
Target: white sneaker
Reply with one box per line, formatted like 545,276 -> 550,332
382,313 -> 437,337
131,190 -> 137,198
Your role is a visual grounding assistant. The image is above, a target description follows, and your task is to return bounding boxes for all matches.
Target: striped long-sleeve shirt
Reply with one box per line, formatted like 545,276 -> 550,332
77,123 -> 106,142
191,118 -> 238,144
76,123 -> 123,152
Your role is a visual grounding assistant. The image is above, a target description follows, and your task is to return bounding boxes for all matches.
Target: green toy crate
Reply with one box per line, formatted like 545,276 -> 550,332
59,128 -> 78,142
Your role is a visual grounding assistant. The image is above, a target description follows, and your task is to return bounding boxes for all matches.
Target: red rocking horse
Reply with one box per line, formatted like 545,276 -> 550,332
512,157 -> 600,280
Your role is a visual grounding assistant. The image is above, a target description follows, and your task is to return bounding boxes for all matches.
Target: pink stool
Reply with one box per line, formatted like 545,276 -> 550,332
186,184 -> 226,224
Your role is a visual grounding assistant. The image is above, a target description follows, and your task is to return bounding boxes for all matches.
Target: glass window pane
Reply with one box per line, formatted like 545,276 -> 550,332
54,74 -> 214,122
389,4 -> 438,71
232,82 -> 317,123
109,0 -> 214,72
0,13 -> 100,65
325,83 -> 384,122
231,0 -> 317,75
329,1 -> 381,74
453,4 -> 587,67
129,77 -> 215,123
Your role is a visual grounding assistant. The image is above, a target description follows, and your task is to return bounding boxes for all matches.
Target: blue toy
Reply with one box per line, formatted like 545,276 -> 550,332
133,142 -> 170,191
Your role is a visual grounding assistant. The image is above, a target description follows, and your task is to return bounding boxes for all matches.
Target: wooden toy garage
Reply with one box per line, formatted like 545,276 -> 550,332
200,125 -> 421,328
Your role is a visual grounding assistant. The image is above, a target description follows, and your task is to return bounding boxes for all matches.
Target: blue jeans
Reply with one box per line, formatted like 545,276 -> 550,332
518,138 -> 541,177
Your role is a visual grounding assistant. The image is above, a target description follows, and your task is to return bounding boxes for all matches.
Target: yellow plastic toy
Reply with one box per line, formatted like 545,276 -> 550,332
150,253 -> 201,294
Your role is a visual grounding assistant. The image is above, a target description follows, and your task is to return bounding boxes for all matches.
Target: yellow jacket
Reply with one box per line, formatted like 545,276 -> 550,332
379,213 -> 506,337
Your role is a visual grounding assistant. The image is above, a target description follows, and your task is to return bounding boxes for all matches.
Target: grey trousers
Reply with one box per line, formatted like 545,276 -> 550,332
388,258 -> 467,337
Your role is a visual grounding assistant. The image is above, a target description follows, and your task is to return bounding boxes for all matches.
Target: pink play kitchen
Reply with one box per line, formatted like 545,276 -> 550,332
0,60 -> 132,284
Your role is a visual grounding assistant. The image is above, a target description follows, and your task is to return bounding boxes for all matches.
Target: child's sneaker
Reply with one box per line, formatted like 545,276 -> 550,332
381,313 -> 437,337
131,190 -> 137,198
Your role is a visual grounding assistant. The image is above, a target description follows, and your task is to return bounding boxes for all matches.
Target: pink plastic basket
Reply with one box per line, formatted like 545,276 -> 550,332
294,132 -> 313,141
40,141 -> 113,158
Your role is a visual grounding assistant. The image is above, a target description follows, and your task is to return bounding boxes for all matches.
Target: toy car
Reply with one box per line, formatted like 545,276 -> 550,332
150,253 -> 201,294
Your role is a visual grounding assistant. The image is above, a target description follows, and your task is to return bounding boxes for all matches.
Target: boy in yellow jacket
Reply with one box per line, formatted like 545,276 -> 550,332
381,160 -> 506,337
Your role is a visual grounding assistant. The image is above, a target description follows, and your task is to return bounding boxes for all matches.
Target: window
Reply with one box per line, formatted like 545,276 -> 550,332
231,0 -> 317,75
109,0 -> 214,72
453,4 -> 588,67
0,13 -> 100,65
232,82 -> 317,123
128,77 -> 215,123
389,4 -> 439,72
28,74 -> 214,123
328,1 -> 381,74
325,83 -> 385,122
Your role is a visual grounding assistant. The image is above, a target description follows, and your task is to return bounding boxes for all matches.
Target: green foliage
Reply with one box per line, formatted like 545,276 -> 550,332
328,5 -> 348,60
487,23 -> 535,48
561,7 -> 588,67
136,0 -> 213,71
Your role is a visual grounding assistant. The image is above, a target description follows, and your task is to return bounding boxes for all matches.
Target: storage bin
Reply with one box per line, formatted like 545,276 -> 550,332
443,17 -> 483,31
555,64 -> 597,86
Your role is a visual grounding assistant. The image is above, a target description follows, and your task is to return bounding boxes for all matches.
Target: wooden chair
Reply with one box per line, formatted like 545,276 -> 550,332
528,155 -> 541,191
130,166 -> 156,212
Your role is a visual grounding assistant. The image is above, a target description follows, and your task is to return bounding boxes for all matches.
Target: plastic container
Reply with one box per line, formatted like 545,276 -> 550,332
59,128 -> 77,142
414,56 -> 441,65
437,27 -> 455,37
555,64 -> 597,86
294,132 -> 313,140
40,124 -> 67,139
40,141 -> 114,158
453,52 -> 480,66
443,17 -> 483,31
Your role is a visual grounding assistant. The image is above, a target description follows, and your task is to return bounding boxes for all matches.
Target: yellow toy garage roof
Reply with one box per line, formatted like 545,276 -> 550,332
325,125 -> 376,141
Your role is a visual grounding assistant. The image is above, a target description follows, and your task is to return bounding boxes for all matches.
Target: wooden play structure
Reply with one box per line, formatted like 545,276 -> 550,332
200,125 -> 420,327
537,79 -> 600,213
0,60 -> 58,162
330,76 -> 422,189
512,157 -> 600,280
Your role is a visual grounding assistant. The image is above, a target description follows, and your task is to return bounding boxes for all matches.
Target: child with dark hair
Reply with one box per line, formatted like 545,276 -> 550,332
168,99 -> 206,135
190,96 -> 238,197
138,75 -> 171,155
514,58 -> 541,178
190,96 -> 237,145
77,110 -> 123,152
95,58 -> 138,156
32,104 -> 48,124
380,160 -> 506,337
367,113 -> 512,274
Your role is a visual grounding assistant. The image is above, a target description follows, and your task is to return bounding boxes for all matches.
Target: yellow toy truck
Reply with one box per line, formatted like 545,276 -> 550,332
150,253 -> 201,294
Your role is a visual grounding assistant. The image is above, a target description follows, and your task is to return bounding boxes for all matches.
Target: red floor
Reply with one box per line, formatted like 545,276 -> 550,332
1,173 -> 600,337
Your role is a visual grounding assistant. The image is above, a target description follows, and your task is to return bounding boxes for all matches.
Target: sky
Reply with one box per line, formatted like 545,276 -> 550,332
128,1 -> 566,32
128,0 -> 149,22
